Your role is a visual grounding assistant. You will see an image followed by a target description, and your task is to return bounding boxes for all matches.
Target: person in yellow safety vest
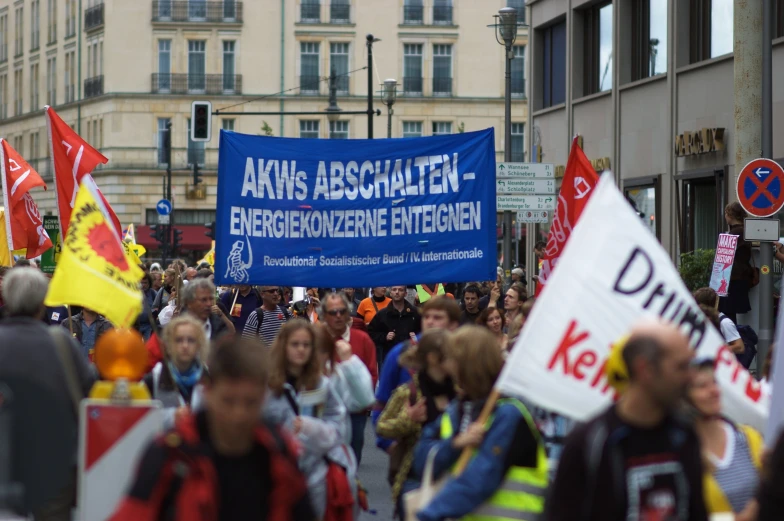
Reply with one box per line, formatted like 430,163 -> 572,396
411,326 -> 548,521
415,284 -> 454,305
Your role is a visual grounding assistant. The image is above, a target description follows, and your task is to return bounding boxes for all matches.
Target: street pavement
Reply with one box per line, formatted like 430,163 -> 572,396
358,419 -> 395,520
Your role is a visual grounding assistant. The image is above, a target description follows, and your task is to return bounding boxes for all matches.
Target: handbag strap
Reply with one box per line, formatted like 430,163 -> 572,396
49,327 -> 83,414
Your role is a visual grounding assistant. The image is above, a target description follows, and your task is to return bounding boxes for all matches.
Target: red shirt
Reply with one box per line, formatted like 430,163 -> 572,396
342,327 -> 378,387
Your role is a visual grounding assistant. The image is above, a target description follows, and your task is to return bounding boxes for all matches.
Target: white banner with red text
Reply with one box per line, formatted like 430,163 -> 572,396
497,174 -> 768,431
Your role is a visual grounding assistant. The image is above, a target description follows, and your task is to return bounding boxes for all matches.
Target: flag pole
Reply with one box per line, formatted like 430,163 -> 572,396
453,388 -> 502,475
230,287 -> 240,311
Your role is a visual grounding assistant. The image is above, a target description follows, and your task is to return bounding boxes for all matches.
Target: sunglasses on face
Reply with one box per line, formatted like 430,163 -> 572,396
263,289 -> 281,294
326,308 -> 348,316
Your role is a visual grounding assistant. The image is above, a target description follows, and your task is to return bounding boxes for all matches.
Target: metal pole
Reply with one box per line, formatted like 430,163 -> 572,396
367,34 -> 374,139
76,0 -> 82,133
164,122 -> 172,266
387,106 -> 393,138
734,0 -> 766,365
502,43 -> 513,287
760,0 -> 774,373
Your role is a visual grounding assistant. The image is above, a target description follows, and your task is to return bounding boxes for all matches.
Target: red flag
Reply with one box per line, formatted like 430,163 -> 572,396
45,105 -> 120,238
0,139 -> 53,258
536,137 -> 600,296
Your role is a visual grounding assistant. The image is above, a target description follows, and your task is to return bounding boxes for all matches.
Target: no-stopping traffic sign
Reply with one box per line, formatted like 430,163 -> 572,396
736,158 -> 784,217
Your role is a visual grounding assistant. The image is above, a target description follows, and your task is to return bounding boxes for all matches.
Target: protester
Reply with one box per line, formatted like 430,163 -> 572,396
476,307 -> 508,355
262,321 -> 349,521
369,285 -> 422,368
757,429 -> 784,521
149,262 -> 162,273
150,271 -> 162,292
546,319 -> 708,521
685,358 -> 762,516
357,286 -> 390,325
694,287 -> 745,354
151,268 -> 176,315
136,273 -> 157,341
376,329 -> 456,517
479,277 -> 503,310
500,284 -> 526,332
459,284 -> 482,325
511,267 -> 525,285
720,202 -> 754,323
373,296 -> 461,453
242,285 -> 292,345
291,287 -> 321,323
220,284 -> 262,333
0,268 -> 95,519
143,316 -> 210,428
110,335 -> 315,521
184,267 -> 198,281
412,326 -> 548,521
342,287 -> 363,315
180,278 -> 234,338
61,307 -> 114,361
321,292 -> 377,464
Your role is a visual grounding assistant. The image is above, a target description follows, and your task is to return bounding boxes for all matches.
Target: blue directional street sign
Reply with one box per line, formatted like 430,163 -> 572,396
156,199 -> 172,216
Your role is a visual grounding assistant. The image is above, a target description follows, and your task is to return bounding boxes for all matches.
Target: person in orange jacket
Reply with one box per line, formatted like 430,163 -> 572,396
110,336 -> 315,521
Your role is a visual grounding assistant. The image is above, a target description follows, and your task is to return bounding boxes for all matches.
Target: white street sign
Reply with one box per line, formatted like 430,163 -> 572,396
516,211 -> 551,223
497,178 -> 555,195
157,214 -> 170,224
496,162 -> 555,178
497,195 -> 556,211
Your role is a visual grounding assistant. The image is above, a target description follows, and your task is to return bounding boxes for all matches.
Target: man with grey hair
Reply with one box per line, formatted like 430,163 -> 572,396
0,267 -> 95,519
180,278 -> 232,340
321,292 -> 377,463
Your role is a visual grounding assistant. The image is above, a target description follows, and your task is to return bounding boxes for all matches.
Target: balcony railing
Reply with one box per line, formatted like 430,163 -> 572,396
152,1 -> 243,23
85,3 -> 104,31
300,1 -> 320,22
299,74 -> 321,94
402,5 -> 424,24
151,73 -> 243,95
432,5 -> 453,24
330,2 -> 350,23
84,75 -> 104,98
402,77 -> 423,95
432,76 -> 452,95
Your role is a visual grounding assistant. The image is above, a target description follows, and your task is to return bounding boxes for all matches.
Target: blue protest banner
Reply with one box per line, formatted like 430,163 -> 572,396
215,128 -> 497,288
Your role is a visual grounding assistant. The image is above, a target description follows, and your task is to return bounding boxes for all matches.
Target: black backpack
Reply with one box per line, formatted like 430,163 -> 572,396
254,304 -> 292,337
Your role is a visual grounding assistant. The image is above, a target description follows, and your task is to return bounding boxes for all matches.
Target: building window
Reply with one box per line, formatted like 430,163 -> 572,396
512,45 -> 525,97
65,50 -> 75,102
87,38 -> 102,80
508,0 -> 525,23
330,42 -> 349,93
13,135 -> 22,156
625,183 -> 659,237
188,40 -> 206,92
30,131 -> 39,163
331,0 -> 350,23
188,0 -> 207,19
65,0 -> 75,38
540,21 -> 566,108
433,44 -> 452,96
300,120 -> 320,138
47,56 -> 56,105
157,117 -> 171,164
583,2 -> 613,95
777,0 -> 784,38
631,0 -> 668,80
223,40 -> 236,92
0,14 -> 7,62
681,175 -> 723,252
222,119 -> 235,131
432,121 -> 452,135
14,6 -> 23,57
187,118 -> 206,166
403,0 -> 423,24
690,0 -> 733,63
300,42 -> 320,94
301,0 -> 320,23
157,39 -> 171,91
511,123 -> 525,162
47,0 -> 56,43
30,63 -> 39,111
31,0 -> 40,51
433,0 -> 452,25
403,43 -> 423,95
13,69 -> 22,116
329,120 -> 349,139
0,74 -> 7,119
403,121 -> 423,137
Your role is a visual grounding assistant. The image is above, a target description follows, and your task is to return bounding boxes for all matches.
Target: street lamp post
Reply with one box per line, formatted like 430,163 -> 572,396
493,7 -> 521,287
367,34 -> 381,139
381,79 -> 398,138
325,68 -> 343,125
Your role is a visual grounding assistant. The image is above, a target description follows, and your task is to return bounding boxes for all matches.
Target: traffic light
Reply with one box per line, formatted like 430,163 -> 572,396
193,163 -> 202,186
190,101 -> 212,143
162,122 -> 172,165
172,228 -> 183,252
149,224 -> 162,244
205,222 -> 215,240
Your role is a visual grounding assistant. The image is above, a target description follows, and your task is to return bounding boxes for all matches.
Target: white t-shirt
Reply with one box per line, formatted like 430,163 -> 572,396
719,313 -> 741,343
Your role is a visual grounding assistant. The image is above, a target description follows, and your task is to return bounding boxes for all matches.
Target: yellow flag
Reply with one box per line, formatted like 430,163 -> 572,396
122,240 -> 142,266
45,179 -> 143,327
198,240 -> 215,269
0,210 -> 13,267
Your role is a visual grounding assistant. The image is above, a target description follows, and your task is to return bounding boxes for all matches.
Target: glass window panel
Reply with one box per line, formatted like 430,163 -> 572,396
403,44 -> 423,94
711,0 -> 733,57
511,123 -> 525,162
330,42 -> 349,93
626,186 -> 657,235
432,121 -> 452,135
512,45 -> 525,96
300,120 -> 320,138
649,0 -> 667,75
403,121 -> 423,137
599,3 -> 613,92
329,120 -> 349,139
188,40 -> 206,91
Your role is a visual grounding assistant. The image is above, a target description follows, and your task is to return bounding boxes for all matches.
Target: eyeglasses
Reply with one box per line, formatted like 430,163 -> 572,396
326,308 -> 348,316
263,289 -> 281,294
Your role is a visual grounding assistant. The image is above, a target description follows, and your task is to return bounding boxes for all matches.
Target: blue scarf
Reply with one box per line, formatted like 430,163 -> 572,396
167,360 -> 203,402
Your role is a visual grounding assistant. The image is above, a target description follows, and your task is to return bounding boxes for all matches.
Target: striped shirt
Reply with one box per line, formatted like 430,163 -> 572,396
710,422 -> 759,513
242,308 -> 290,346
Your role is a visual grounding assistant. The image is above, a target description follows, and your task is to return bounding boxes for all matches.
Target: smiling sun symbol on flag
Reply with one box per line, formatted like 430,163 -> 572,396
86,221 -> 129,271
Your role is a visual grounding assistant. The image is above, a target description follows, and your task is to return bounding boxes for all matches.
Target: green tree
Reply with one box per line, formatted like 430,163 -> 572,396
260,121 -> 274,136
679,249 -> 715,292
457,121 -> 465,133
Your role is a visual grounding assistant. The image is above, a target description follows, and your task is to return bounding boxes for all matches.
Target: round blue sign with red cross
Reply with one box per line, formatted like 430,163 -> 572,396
736,158 -> 784,217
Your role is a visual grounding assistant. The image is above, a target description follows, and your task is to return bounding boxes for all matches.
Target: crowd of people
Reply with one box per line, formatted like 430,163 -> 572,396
2,246 -> 784,521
